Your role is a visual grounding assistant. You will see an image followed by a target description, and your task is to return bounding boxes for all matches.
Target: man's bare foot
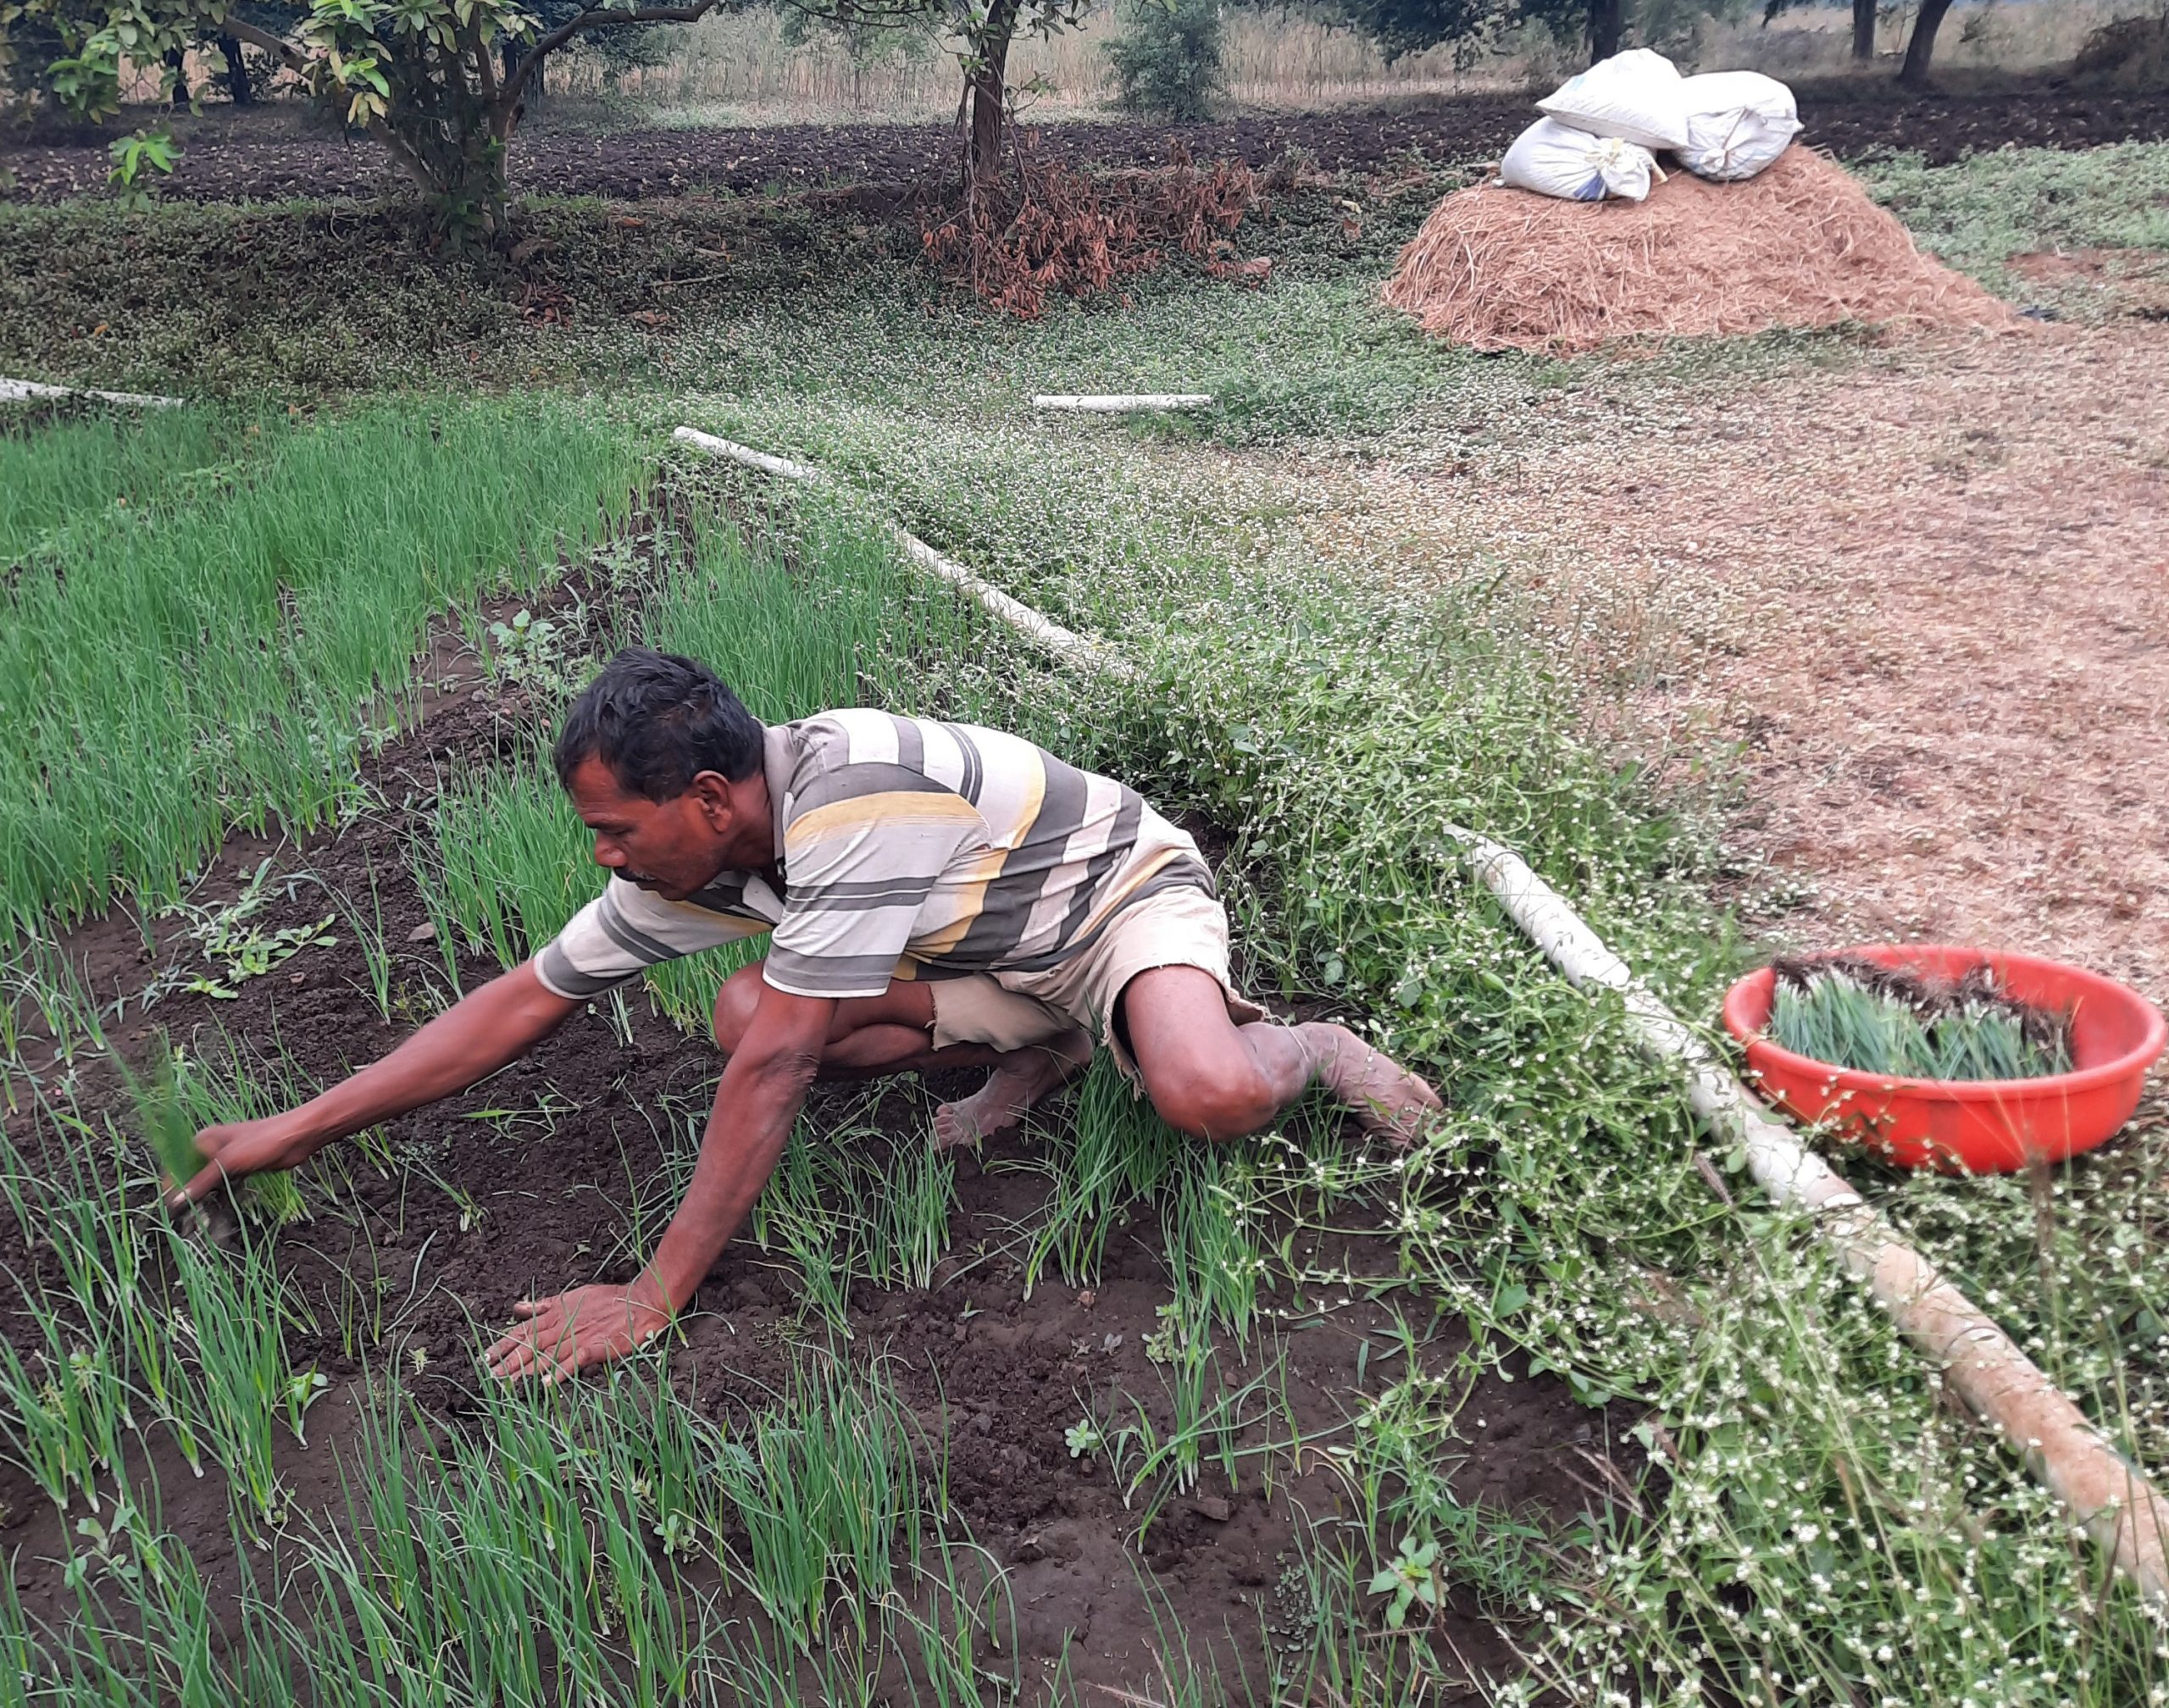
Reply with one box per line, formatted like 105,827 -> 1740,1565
1295,1022 -> 1444,1148
933,1028 -> 1095,1151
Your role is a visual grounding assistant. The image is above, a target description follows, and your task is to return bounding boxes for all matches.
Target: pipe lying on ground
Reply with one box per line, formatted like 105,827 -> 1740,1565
1031,393 -> 1213,413
2,374 -> 182,408
670,425 -> 1132,679
676,413 -> 2169,1603
1445,824 -> 2169,1605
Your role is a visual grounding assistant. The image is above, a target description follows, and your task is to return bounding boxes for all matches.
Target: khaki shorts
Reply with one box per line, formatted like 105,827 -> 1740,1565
927,884 -> 1267,1084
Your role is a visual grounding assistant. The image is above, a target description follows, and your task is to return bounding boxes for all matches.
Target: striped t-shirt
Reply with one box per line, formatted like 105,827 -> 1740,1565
534,710 -> 1212,1002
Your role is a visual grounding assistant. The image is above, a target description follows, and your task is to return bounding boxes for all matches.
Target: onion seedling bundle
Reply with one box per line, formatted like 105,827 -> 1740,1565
1768,956 -> 2073,1081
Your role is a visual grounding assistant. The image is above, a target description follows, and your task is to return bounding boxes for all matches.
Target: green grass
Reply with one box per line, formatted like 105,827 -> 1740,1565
171,1226 -> 320,1526
0,402 -> 236,549
0,1276 -> 133,1513
0,1169 -> 985,1698
1021,1054 -> 1188,1290
0,1106 -> 313,1525
671,347 -> 2169,1705
408,378 -> 2166,1705
6,136 -> 2167,1707
0,1321 -> 979,1704
752,1102 -> 958,1328
0,169 -> 1651,449
713,1350 -> 931,1644
0,399 -> 645,943
1861,140 -> 2169,287
306,1374 -> 701,1705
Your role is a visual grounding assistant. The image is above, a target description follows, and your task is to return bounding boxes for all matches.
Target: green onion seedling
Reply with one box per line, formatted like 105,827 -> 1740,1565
115,1035 -> 204,1192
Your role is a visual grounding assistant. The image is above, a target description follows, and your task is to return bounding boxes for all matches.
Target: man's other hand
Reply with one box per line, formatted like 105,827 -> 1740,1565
168,1117 -> 325,1210
484,1278 -> 674,1384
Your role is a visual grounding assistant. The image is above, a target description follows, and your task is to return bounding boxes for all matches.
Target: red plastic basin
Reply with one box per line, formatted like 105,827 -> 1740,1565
1722,945 -> 2166,1173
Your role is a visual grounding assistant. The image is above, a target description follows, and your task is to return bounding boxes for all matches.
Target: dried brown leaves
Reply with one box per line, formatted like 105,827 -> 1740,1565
923,147 -> 1262,320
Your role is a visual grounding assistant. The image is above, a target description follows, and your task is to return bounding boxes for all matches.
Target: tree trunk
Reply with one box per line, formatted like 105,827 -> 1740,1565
219,35 -> 252,104
1851,0 -> 1876,60
502,38 -> 546,108
430,136 -> 512,246
967,0 -> 1023,186
1586,0 -> 1624,63
1898,0 -> 1955,86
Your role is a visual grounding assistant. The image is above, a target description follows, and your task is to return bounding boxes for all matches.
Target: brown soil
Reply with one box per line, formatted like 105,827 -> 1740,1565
1383,147 -> 2015,354
1315,322 -> 2169,1009
5,82 -> 2168,205
0,588 -> 1618,1698
2009,247 -> 2169,319
1638,325 -> 2169,1008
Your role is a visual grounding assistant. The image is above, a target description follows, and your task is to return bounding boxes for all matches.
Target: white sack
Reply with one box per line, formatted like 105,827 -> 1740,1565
1501,118 -> 1660,202
1537,49 -> 1689,153
1677,69 -> 1801,180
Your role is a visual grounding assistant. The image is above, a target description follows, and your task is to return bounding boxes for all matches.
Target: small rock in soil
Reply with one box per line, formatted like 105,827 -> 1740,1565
1190,1494 -> 1233,1522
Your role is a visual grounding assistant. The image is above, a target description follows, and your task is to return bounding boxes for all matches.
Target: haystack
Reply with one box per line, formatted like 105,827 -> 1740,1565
1384,147 -> 2016,354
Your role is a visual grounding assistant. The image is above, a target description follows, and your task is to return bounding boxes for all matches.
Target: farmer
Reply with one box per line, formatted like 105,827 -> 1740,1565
173,648 -> 1441,1381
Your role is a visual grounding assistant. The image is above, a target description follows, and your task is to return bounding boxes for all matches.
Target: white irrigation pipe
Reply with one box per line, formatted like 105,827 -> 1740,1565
1031,393 -> 1213,413
674,415 -> 2169,1601
670,426 -> 1132,679
1,374 -> 181,408
1446,825 -> 2169,1605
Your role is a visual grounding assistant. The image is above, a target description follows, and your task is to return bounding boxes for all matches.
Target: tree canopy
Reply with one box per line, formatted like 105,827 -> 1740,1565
1342,0 -> 1961,82
1329,0 -> 1623,65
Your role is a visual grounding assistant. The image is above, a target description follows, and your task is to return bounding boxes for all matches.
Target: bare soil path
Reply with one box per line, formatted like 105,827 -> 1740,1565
1319,320 -> 2169,1004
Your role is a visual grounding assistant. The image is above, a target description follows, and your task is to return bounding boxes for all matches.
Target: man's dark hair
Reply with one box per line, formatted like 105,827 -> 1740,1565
553,647 -> 764,801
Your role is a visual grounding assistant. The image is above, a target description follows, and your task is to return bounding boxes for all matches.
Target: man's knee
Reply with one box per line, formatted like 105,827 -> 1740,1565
710,963 -> 765,1055
1146,1059 -> 1280,1143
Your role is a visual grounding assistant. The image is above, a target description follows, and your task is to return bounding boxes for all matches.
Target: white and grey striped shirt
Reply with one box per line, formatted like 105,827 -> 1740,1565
535,710 -> 1212,1001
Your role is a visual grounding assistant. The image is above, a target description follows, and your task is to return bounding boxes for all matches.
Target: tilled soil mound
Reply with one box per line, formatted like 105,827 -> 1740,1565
1382,146 -> 2017,354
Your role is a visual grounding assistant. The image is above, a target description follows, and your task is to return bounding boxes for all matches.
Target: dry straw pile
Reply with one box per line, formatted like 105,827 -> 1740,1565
1384,147 -> 2016,354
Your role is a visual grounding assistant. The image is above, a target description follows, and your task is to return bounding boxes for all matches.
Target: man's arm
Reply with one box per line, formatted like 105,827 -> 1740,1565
169,961 -> 581,1207
483,984 -> 835,1384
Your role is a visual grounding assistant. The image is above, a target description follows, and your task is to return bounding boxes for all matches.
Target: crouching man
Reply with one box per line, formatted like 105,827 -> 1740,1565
175,648 -> 1441,1381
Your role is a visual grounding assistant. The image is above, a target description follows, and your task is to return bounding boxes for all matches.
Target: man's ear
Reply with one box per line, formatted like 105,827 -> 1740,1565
687,770 -> 736,833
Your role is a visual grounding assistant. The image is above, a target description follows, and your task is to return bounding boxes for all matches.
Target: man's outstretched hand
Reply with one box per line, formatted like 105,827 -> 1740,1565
167,1117 -> 328,1210
484,1277 -> 675,1384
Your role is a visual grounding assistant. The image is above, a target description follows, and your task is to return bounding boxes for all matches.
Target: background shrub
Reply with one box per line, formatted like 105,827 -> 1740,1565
1107,0 -> 1227,121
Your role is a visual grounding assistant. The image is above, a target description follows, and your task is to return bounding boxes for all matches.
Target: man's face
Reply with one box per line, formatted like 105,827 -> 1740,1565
567,755 -> 735,903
